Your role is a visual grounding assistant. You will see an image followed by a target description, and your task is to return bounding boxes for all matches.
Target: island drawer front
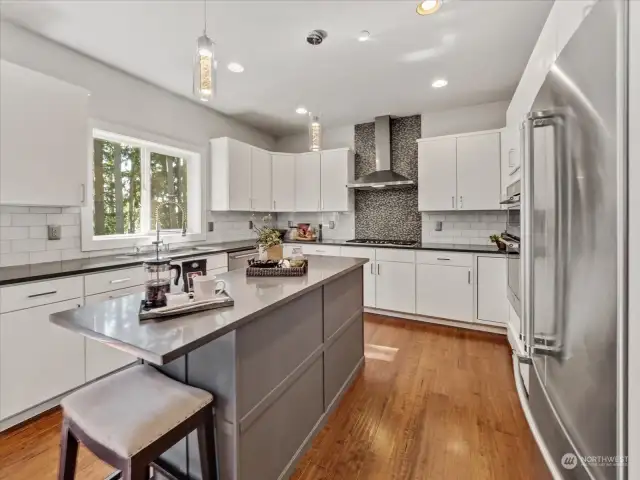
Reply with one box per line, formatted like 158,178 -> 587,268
84,267 -> 146,296
0,276 -> 83,313
375,248 -> 415,263
239,357 -> 323,480
416,251 -> 473,267
323,269 -> 363,340
324,314 -> 364,409
236,289 -> 323,418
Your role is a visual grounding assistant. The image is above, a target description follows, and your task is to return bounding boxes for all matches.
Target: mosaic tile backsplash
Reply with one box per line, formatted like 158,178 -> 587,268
354,115 -> 421,242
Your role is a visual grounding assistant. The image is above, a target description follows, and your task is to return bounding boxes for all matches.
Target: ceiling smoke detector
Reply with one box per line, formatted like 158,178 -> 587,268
306,29 -> 328,46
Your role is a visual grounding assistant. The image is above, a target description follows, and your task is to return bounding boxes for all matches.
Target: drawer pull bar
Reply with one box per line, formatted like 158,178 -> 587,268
232,253 -> 257,259
27,290 -> 57,298
110,278 -> 131,284
436,257 -> 451,261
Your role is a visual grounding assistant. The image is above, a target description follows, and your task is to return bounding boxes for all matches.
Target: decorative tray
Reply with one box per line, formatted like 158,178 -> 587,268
246,259 -> 308,277
138,290 -> 234,321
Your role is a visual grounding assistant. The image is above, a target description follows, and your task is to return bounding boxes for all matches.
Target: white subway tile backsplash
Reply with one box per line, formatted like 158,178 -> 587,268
422,210 -> 505,246
46,213 -> 78,226
11,238 -> 46,253
29,226 -> 48,239
1,227 -> 29,240
62,207 -> 81,214
12,214 -> 47,227
62,225 -> 81,237
0,214 -> 10,227
0,241 -> 10,254
61,249 -> 90,261
0,252 -> 29,267
30,250 -> 61,264
46,237 -> 79,250
29,207 -> 62,214
0,206 -> 30,214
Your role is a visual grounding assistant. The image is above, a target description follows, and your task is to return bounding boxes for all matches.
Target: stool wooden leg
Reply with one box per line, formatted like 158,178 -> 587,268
196,408 -> 218,480
122,463 -> 150,480
58,418 -> 79,480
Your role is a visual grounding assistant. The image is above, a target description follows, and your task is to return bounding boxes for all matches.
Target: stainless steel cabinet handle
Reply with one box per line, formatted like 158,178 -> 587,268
468,270 -> 471,284
273,200 -> 276,210
316,249 -> 326,253
27,290 -> 57,298
451,196 -> 455,208
80,183 -> 86,203
459,196 -> 463,208
110,278 -> 131,284
370,263 -> 374,275
377,264 -> 380,275
436,257 -> 451,261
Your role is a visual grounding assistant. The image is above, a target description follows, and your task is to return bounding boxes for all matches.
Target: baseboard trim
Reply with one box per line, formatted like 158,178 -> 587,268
364,308 -> 507,335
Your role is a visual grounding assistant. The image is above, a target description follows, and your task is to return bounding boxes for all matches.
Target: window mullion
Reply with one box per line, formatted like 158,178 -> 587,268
141,147 -> 151,235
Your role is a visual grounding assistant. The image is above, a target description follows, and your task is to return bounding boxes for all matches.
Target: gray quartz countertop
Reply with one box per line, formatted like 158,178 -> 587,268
0,240 -> 257,287
50,255 -> 368,365
286,239 -> 505,254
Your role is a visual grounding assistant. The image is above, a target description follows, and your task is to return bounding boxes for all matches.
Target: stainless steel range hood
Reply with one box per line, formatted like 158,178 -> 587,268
347,115 -> 415,190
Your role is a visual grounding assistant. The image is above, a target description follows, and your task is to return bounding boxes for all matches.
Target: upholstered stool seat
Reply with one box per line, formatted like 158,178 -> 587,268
58,364 -> 218,480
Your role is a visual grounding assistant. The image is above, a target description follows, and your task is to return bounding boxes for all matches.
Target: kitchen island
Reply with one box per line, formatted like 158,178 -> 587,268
51,255 -> 367,480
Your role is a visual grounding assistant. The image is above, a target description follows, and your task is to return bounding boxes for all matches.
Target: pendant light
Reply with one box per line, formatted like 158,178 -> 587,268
193,0 -> 216,102
308,113 -> 322,152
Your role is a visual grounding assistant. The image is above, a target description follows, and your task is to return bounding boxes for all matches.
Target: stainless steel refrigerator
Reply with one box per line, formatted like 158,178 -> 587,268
516,0 -> 628,479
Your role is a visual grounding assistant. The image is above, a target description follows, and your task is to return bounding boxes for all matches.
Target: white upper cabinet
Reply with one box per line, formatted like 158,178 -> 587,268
418,137 -> 457,211
271,154 -> 295,212
250,148 -> 272,211
321,148 -> 354,212
456,132 -> 501,210
0,60 -> 89,206
210,137 -> 252,211
418,131 -> 501,211
294,152 -> 321,212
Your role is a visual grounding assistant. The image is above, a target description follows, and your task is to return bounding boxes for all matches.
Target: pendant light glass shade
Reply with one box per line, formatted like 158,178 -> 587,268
309,114 -> 322,152
194,34 -> 216,101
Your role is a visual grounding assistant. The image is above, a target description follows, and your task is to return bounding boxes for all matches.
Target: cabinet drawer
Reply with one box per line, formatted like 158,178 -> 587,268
375,248 -> 415,263
416,251 -> 473,267
0,276 -> 83,313
84,267 -> 146,296
209,266 -> 227,275
301,245 -> 342,256
340,246 -> 375,261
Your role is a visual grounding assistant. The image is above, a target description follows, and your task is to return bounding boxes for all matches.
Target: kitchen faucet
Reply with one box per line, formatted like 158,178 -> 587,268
152,196 -> 187,259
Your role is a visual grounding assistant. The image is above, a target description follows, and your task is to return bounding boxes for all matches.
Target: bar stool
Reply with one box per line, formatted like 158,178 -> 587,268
58,364 -> 218,480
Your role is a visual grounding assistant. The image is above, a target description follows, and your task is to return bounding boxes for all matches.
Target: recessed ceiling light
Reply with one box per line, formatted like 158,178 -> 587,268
227,62 -> 244,73
417,0 -> 442,15
432,79 -> 448,88
296,106 -> 308,115
358,30 -> 371,42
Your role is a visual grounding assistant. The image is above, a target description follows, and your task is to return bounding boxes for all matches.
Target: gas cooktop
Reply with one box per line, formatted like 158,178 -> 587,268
345,239 -> 418,247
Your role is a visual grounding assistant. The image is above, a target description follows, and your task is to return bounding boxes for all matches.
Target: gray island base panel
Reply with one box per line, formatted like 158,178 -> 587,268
50,256 -> 367,480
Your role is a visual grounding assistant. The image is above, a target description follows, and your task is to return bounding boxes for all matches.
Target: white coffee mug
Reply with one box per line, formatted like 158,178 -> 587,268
192,275 -> 227,300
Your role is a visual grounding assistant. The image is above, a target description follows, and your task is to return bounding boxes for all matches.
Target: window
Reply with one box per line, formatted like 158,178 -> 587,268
83,128 -> 203,250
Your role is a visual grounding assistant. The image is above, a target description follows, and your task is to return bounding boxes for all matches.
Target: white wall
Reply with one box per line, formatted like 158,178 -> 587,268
0,21 -> 275,151
421,101 -> 508,138
274,124 -> 354,153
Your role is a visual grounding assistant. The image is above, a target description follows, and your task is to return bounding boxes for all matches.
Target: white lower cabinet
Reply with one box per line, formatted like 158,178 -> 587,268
84,287 -> 142,382
416,264 -> 473,322
476,256 -> 508,324
0,298 -> 85,420
340,247 -> 376,307
375,261 -> 416,314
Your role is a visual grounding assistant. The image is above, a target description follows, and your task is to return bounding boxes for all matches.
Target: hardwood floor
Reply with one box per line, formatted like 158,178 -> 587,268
0,314 -> 549,480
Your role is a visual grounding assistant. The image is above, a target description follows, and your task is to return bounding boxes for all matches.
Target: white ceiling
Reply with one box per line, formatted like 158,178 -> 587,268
0,0 -> 552,137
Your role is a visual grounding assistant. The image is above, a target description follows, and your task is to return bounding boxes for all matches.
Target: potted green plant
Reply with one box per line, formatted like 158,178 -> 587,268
253,214 -> 283,260
490,234 -> 506,251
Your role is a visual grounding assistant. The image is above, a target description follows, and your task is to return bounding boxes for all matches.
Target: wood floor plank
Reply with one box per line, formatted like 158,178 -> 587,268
0,314 -> 549,480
